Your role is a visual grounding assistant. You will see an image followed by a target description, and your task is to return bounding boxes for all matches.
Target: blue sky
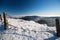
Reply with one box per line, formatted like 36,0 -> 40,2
0,0 -> 60,15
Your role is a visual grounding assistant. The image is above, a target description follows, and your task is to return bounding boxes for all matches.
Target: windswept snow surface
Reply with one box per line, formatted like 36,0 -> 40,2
0,18 -> 59,40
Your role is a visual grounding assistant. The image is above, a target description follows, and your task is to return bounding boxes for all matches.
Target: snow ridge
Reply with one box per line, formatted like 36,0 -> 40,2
0,18 -> 59,40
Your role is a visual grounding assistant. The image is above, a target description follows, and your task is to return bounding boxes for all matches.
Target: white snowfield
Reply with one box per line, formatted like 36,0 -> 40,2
0,18 -> 60,40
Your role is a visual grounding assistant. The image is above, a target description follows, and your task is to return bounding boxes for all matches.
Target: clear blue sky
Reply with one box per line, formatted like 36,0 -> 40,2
0,0 -> 60,15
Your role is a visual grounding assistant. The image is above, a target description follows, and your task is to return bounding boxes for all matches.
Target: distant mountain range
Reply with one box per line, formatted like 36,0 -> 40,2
20,16 -> 60,27
20,16 -> 41,21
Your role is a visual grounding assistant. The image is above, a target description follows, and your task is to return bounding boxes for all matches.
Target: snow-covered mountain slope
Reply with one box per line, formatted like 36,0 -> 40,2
0,18 -> 59,40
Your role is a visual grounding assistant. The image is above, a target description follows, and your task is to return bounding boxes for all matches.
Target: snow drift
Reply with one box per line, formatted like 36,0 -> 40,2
0,18 -> 59,40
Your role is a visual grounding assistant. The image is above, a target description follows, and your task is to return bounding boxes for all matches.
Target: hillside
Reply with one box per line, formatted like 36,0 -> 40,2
0,18 -> 59,40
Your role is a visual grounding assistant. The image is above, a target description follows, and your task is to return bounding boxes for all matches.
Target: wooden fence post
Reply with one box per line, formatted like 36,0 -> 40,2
55,18 -> 60,37
3,12 -> 8,30
0,14 -> 2,22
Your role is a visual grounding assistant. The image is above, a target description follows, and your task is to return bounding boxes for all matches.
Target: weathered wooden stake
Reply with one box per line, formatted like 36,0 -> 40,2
0,14 -> 2,22
3,12 -> 8,30
55,18 -> 60,37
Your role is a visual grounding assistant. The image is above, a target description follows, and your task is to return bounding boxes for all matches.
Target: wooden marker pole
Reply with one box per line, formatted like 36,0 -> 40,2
55,18 -> 60,37
0,14 -> 2,22
3,12 -> 8,30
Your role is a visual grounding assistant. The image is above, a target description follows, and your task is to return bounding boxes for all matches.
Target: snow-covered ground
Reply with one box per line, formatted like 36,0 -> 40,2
0,18 -> 60,40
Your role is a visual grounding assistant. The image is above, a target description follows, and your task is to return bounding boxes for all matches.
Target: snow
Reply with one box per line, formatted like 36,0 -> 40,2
0,18 -> 59,40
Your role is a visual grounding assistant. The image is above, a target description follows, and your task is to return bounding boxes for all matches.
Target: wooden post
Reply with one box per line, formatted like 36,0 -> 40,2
0,14 -> 2,22
55,18 -> 60,37
3,12 -> 8,30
